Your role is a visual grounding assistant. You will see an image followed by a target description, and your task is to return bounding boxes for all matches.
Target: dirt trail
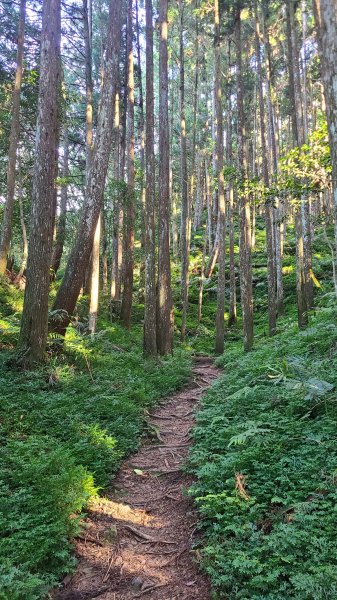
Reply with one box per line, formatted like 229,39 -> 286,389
56,357 -> 220,600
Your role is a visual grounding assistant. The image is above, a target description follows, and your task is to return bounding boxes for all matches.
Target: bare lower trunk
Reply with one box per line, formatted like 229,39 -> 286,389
228,187 -> 237,326
198,225 -> 207,323
214,0 -> 226,355
51,128 -> 68,277
14,163 -> 28,288
0,0 -> 26,274
120,0 -> 135,329
88,214 -> 101,333
143,0 -> 157,355
157,0 -> 173,355
179,0 -> 190,342
286,0 -> 308,328
255,0 -> 276,336
16,0 -> 61,366
236,9 -> 253,351
314,0 -> 337,294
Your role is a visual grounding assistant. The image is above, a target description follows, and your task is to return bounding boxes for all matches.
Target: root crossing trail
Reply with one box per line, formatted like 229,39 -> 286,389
56,357 -> 220,600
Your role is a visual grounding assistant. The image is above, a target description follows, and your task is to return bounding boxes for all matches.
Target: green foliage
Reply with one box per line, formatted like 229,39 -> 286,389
189,306 -> 337,599
0,291 -> 191,599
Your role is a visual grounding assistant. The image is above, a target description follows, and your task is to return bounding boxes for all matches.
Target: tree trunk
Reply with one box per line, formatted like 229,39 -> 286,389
285,0 -> 309,328
179,0 -> 190,342
157,0 -> 173,355
120,0 -> 135,328
88,214 -> 101,333
51,127 -> 68,278
135,0 -> 146,295
0,0 -> 26,274
255,0 -> 277,336
14,159 -> 28,288
16,0 -> 61,367
236,8 -> 254,351
214,0 -> 226,355
314,0 -> 337,293
143,0 -> 157,355
51,0 -> 123,334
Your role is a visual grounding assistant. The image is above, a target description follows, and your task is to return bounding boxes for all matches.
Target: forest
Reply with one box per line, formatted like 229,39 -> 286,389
0,0 -> 337,598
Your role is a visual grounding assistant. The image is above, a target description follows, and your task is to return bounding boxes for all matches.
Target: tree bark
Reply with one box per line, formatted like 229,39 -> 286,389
314,0 -> 337,294
16,0 -> 61,366
88,214 -> 101,333
143,0 -> 157,355
51,0 -> 122,334
285,0 -> 309,328
255,0 -> 277,336
236,8 -> 254,351
0,0 -> 26,274
157,0 -> 173,354
179,0 -> 190,343
214,0 -> 226,355
120,0 -> 135,328
51,128 -> 68,278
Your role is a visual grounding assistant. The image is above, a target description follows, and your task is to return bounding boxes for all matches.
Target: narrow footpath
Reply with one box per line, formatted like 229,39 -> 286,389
56,357 -> 220,600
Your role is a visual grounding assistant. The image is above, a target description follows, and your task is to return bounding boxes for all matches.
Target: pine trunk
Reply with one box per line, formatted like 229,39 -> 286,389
157,0 -> 173,355
120,0 -> 135,328
16,0 -> 61,366
214,0 -> 226,355
236,8 -> 254,351
143,0 -> 157,355
0,0 -> 26,274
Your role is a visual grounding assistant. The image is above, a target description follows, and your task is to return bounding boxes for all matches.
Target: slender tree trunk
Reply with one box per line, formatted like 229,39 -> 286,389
110,92 -> 120,302
236,8 -> 254,351
51,0 -> 123,334
88,215 -> 101,333
205,159 -> 212,254
0,0 -> 26,274
228,188 -> 237,326
286,0 -> 308,328
16,0 -> 61,366
14,160 -> 28,288
121,0 -> 135,328
255,0 -> 276,336
157,0 -> 173,354
214,0 -> 226,355
314,0 -> 337,295
135,0 -> 146,294
51,128 -> 68,278
179,0 -> 190,342
143,0 -> 157,355
193,153 -> 203,231
198,224 -> 207,323
83,0 -> 93,170
101,209 -> 108,294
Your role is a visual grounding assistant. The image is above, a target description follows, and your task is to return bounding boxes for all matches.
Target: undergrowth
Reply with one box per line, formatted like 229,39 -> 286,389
0,297 -> 191,599
189,302 -> 337,600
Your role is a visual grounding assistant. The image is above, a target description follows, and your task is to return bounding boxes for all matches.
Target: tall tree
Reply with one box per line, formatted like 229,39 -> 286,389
179,0 -> 190,342
314,0 -> 337,293
214,0 -> 226,354
285,0 -> 308,328
16,0 -> 61,366
120,0 -> 135,328
254,0 -> 276,336
157,0 -> 173,354
143,0 -> 157,355
51,0 -> 123,334
0,0 -> 26,274
236,6 -> 254,351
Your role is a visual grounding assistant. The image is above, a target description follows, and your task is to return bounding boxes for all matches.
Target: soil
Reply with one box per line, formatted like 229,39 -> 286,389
54,357 -> 220,600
